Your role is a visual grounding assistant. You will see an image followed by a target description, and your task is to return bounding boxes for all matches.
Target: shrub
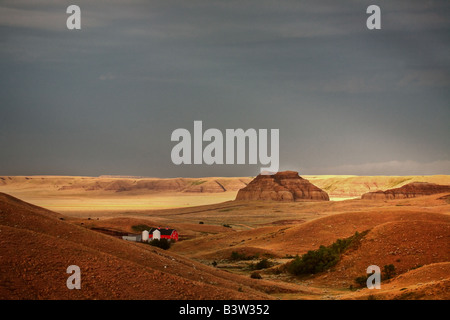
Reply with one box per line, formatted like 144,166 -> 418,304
383,264 -> 396,280
148,238 -> 171,250
288,231 -> 368,276
355,275 -> 370,288
230,251 -> 254,261
250,258 -> 273,270
288,246 -> 339,275
230,251 -> 244,260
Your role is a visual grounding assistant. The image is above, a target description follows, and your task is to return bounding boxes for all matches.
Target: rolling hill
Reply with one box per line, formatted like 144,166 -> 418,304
0,192 -> 301,299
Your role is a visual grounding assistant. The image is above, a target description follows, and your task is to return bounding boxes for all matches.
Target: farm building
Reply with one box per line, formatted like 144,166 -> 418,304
146,227 -> 179,241
120,227 -> 178,243
122,234 -> 142,242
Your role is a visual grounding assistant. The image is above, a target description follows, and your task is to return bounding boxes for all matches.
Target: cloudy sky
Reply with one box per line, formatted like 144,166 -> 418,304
1,0 -> 449,177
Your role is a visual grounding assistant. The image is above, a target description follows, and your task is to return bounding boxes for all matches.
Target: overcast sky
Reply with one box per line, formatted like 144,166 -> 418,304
1,0 -> 449,177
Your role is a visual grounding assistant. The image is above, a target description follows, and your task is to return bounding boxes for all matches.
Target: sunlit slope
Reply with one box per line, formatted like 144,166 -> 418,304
0,192 -> 288,299
304,175 -> 450,198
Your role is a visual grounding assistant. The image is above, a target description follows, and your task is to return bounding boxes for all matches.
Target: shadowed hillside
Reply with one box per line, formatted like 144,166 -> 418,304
0,192 -> 302,299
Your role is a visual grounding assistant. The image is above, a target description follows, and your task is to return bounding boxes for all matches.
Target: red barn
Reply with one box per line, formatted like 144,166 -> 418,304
148,227 -> 178,241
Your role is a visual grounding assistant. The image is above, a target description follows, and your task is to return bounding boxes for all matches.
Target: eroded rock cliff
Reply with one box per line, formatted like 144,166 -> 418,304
361,182 -> 450,200
235,171 -> 329,201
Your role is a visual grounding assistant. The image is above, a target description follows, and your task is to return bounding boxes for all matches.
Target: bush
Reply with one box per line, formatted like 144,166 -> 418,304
355,275 -> 370,288
250,258 -> 273,270
288,231 -> 368,276
230,251 -> 255,261
230,251 -> 245,261
250,272 -> 262,279
149,238 -> 171,250
288,246 -> 339,275
383,264 -> 396,280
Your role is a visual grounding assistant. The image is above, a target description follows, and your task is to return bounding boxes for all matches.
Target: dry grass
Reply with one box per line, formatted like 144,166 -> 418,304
1,174 -> 449,300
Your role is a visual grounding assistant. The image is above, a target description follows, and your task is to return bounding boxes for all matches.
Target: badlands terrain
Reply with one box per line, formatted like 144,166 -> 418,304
1,174 -> 449,213
0,174 -> 449,300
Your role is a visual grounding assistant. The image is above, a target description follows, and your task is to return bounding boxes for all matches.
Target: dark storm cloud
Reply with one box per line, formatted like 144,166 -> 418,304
0,0 -> 449,176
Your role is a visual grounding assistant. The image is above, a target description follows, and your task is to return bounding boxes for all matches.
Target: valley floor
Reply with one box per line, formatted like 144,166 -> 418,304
1,175 -> 449,300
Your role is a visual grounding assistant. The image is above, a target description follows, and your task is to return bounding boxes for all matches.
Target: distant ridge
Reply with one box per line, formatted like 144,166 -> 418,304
98,175 -> 150,179
361,182 -> 450,200
1,174 -> 449,198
